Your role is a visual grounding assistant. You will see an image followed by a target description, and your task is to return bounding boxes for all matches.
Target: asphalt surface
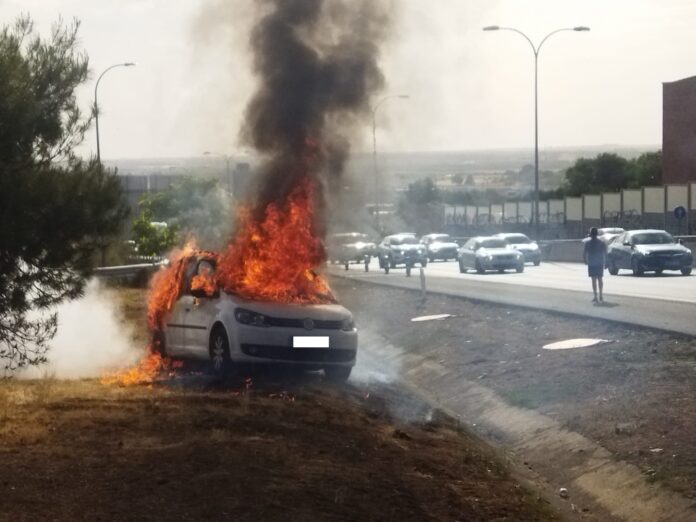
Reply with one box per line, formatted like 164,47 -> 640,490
329,260 -> 696,336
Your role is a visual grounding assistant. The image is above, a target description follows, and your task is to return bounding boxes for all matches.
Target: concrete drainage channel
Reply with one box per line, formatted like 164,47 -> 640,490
357,330 -> 696,521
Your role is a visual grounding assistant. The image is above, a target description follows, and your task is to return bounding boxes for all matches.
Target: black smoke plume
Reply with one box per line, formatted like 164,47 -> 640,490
242,0 -> 390,229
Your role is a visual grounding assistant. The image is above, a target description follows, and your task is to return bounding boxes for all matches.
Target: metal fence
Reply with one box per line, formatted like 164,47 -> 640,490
443,183 -> 696,238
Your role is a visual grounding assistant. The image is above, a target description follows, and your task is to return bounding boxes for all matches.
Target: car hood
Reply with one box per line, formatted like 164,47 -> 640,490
476,248 -> 517,257
341,241 -> 375,250
429,241 -> 459,249
508,243 -> 538,250
395,244 -> 423,251
635,244 -> 691,255
220,294 -> 353,321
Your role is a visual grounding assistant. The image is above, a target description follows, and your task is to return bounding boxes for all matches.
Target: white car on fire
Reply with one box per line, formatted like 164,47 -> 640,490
157,253 -> 358,382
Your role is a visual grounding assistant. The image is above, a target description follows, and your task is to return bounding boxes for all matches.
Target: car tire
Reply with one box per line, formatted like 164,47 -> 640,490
344,262 -> 349,271
364,260 -> 369,272
421,258 -> 428,268
608,260 -> 619,276
324,365 -> 352,383
153,329 -> 167,357
209,325 -> 232,377
631,257 -> 644,277
533,260 -> 541,266
475,260 -> 485,274
681,266 -> 692,276
655,269 -> 663,275
405,265 -> 412,277
458,259 -> 466,273
516,264 -> 524,273
498,268 -> 504,274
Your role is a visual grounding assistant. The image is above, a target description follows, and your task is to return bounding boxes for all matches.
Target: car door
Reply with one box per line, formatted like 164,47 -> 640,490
164,259 -> 197,357
461,240 -> 476,268
616,233 -> 632,268
182,259 -> 218,358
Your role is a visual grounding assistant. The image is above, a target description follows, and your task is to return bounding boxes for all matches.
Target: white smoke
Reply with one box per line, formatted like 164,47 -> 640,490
17,279 -> 141,379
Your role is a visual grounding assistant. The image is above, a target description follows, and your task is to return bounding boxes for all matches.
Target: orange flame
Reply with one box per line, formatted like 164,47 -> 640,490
216,175 -> 334,304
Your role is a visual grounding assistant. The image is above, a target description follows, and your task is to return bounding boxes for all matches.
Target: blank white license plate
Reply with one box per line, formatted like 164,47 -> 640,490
293,336 -> 329,348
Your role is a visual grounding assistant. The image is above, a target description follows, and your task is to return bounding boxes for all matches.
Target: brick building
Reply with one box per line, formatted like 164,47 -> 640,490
663,75 -> 696,183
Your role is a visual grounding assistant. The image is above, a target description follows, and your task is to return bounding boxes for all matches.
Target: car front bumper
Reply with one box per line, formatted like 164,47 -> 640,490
232,325 -> 358,367
636,254 -> 692,271
479,256 -> 522,270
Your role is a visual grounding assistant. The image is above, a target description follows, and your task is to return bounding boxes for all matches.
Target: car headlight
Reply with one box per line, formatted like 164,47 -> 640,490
234,308 -> 269,327
530,243 -> 539,250
485,255 -> 493,261
341,318 -> 355,331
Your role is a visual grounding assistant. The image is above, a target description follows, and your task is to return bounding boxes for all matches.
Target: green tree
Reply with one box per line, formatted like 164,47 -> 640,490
564,153 -> 629,196
0,17 -> 128,370
628,151 -> 662,188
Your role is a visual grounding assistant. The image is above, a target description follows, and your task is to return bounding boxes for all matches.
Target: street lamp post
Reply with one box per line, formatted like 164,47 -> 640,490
372,94 -> 409,233
94,62 -> 136,166
483,25 -> 589,238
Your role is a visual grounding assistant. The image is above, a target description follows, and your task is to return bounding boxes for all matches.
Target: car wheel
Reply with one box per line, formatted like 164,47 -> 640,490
516,264 -> 524,273
458,259 -> 467,273
533,260 -> 541,266
681,266 -> 692,276
209,326 -> 231,376
153,329 -> 167,357
421,258 -> 428,268
344,262 -> 349,271
364,259 -> 369,272
655,269 -> 663,275
324,366 -> 352,383
608,260 -> 619,276
475,260 -> 485,274
631,257 -> 644,277
497,268 -> 504,274
405,265 -> 412,277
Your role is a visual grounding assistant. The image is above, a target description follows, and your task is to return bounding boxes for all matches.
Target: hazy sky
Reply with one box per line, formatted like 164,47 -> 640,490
1,0 -> 694,159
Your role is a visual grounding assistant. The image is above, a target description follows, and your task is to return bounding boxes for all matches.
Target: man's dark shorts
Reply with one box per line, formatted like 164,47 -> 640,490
588,264 -> 604,278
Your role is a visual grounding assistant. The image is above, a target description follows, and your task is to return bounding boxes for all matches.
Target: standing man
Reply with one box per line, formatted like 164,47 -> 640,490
583,227 -> 607,303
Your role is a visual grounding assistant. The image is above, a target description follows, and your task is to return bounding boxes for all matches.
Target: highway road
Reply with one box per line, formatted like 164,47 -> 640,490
329,260 -> 696,336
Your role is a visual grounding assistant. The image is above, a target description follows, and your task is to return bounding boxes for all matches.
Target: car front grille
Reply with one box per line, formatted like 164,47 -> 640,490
264,317 -> 344,329
241,344 -> 356,363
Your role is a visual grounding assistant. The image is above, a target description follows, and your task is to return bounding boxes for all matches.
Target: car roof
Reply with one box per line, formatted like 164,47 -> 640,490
386,233 -> 416,239
495,233 -> 529,238
627,229 -> 669,235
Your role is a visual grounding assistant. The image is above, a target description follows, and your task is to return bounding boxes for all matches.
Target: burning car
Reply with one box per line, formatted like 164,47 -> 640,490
154,251 -> 358,382
328,232 -> 376,271
420,233 -> 460,262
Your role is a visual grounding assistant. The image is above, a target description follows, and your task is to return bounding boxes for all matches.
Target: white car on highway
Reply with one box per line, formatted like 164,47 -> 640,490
158,253 -> 358,381
495,233 -> 542,265
457,237 -> 525,274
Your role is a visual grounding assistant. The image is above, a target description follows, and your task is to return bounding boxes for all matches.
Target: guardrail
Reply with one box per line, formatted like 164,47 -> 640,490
93,262 -> 163,283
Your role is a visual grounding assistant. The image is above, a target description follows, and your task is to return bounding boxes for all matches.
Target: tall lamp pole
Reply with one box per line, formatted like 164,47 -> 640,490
94,62 -> 136,166
483,25 -> 589,238
372,94 -> 409,233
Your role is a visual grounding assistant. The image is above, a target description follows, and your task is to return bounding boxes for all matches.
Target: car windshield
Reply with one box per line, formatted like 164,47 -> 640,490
503,235 -> 531,244
479,239 -> 507,249
393,236 -> 419,245
431,235 -> 450,241
631,232 -> 674,245
600,228 -> 623,235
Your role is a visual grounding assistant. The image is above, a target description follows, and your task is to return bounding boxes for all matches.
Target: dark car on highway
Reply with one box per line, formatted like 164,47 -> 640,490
606,229 -> 693,276
377,233 -> 428,273
328,232 -> 376,271
457,236 -> 524,274
495,233 -> 541,265
420,233 -> 459,262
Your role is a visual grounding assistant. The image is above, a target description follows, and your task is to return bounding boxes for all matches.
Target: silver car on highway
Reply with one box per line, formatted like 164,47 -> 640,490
457,237 -> 524,274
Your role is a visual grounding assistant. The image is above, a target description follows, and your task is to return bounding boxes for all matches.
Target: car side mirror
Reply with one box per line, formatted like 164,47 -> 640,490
678,238 -> 684,245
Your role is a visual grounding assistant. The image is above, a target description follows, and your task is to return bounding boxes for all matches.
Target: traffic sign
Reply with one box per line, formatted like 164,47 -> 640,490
674,206 -> 687,220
